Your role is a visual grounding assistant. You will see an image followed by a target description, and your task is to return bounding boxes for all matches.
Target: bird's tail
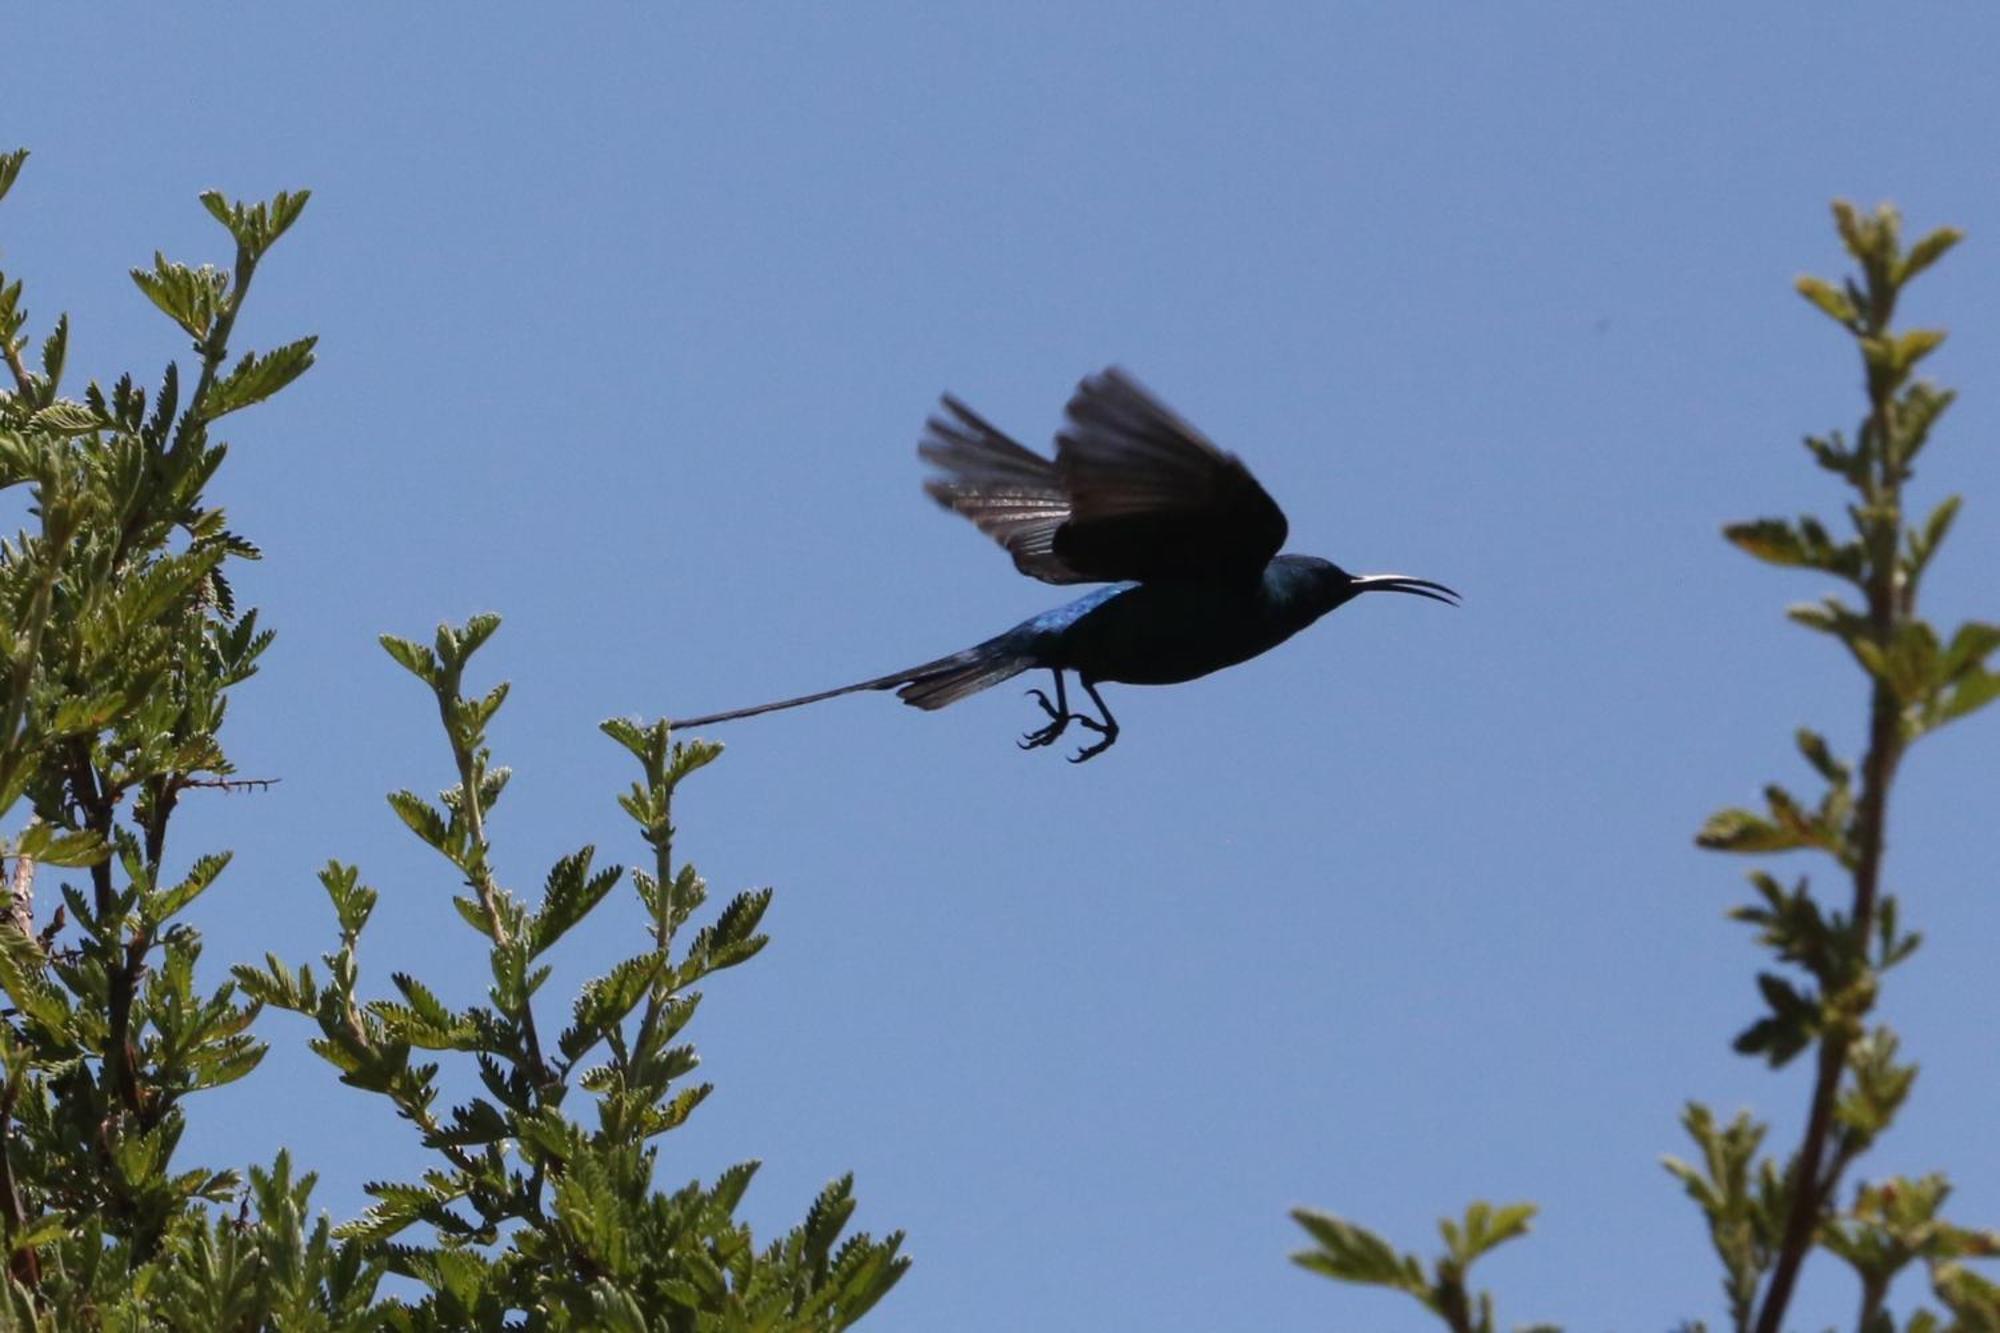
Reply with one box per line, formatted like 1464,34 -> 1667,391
669,635 -> 1035,729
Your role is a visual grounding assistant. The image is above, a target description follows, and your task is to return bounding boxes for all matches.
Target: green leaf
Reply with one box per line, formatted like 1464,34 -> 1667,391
147,850 -> 233,924
1796,274 -> 1858,326
1893,327 -> 1948,373
201,336 -> 317,419
28,401 -> 99,435
0,923 -> 74,1040
669,737 -> 725,783
1663,1102 -> 1779,1326
1289,1208 -> 1426,1294
387,790 -> 452,854
1794,729 -> 1849,787
1898,226 -> 1964,283
1802,430 -> 1865,484
1439,1200 -> 1537,1266
379,634 -> 440,684
1831,200 -> 1865,255
0,149 -> 26,205
1940,622 -> 2000,681
230,956 -> 315,1011
451,894 -> 494,937
1723,517 -> 1863,581
200,188 -> 312,259
601,715 -> 670,773
5,1213 -> 71,1256
453,613 -> 502,663
1939,669 -> 2000,728
1905,494 -> 1962,581
1919,623 -> 2000,733
529,846 -> 624,957
1735,972 -> 1819,1066
0,274 -> 23,346
130,253 -> 227,339
38,311 -> 66,390
1697,808 -> 1806,855
318,860 -> 376,935
14,823 -> 107,868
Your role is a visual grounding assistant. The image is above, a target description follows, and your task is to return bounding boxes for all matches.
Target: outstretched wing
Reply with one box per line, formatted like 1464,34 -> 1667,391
920,367 -> 1289,584
920,396 -> 1095,584
1051,368 -> 1288,582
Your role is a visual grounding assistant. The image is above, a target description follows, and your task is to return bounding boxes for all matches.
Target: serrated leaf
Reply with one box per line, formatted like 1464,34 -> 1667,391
453,613 -> 502,663
130,254 -> 227,339
202,336 -> 317,419
1290,1208 -> 1426,1293
531,847 -> 624,958
451,895 -> 493,937
148,850 -> 233,923
200,188 -> 313,259
15,824 -> 107,868
387,791 -> 452,853
37,312 -> 65,390
379,634 -> 440,684
0,924 -> 74,1040
28,401 -> 97,435
669,738 -> 724,783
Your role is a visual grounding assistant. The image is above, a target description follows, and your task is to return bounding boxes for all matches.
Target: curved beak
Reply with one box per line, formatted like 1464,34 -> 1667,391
1350,573 -> 1460,606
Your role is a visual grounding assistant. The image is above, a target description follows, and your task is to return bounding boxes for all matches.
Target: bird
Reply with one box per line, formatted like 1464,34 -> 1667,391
670,367 -> 1458,762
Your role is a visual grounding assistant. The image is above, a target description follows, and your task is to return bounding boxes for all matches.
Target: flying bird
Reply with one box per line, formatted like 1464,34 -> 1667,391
671,368 -> 1457,761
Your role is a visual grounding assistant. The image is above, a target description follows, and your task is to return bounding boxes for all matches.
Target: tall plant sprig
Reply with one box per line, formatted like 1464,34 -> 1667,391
0,147 -> 320,1281
238,617 -> 908,1329
1291,203 -> 2000,1333
1679,203 -> 2000,1331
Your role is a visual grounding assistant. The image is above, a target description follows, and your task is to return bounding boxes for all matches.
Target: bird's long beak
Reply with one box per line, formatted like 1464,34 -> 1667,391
1350,573 -> 1460,606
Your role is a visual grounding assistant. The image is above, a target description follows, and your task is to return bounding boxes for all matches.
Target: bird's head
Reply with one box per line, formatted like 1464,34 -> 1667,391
1282,555 -> 1461,615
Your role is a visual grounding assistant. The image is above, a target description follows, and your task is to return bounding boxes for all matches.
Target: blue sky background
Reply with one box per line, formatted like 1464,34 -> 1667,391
10,7 -> 2000,1329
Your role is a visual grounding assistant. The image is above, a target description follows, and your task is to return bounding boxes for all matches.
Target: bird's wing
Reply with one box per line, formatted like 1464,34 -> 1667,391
1051,367 -> 1289,582
920,395 -> 1096,584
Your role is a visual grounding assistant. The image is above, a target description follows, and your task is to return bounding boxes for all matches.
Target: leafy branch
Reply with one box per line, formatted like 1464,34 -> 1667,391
1290,1201 -> 1554,1333
0,147 -> 378,1319
1683,202 -> 2000,1332
239,618 -> 908,1328
1296,201 -> 1999,1333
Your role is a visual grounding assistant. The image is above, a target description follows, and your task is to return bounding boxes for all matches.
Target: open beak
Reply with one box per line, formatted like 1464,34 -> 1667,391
1350,573 -> 1461,606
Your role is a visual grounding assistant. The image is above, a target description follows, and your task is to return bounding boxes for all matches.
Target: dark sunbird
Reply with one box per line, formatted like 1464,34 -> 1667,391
672,367 -> 1458,761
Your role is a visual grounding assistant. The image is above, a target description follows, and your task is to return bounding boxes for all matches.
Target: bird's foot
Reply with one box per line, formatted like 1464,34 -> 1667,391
1018,688 -> 1072,749
1066,717 -> 1119,764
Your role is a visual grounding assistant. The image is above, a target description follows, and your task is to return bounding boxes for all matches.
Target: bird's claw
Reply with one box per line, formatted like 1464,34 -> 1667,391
1020,679 -> 1116,761
1065,716 -> 1118,762
1066,735 -> 1116,763
1019,687 -> 1073,748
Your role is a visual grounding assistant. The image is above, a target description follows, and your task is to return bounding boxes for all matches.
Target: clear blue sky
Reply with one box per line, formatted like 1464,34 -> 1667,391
11,7 -> 2000,1329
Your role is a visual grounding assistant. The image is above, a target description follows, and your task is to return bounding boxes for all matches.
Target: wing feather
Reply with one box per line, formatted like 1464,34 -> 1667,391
919,396 -> 1092,584
919,368 -> 1289,584
1053,368 -> 1288,581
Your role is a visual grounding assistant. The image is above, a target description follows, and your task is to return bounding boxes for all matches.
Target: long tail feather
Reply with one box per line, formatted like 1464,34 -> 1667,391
669,637 -> 1033,729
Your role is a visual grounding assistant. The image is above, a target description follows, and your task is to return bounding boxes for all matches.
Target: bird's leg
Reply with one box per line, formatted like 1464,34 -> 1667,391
1067,679 -> 1120,763
1018,669 -> 1074,749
